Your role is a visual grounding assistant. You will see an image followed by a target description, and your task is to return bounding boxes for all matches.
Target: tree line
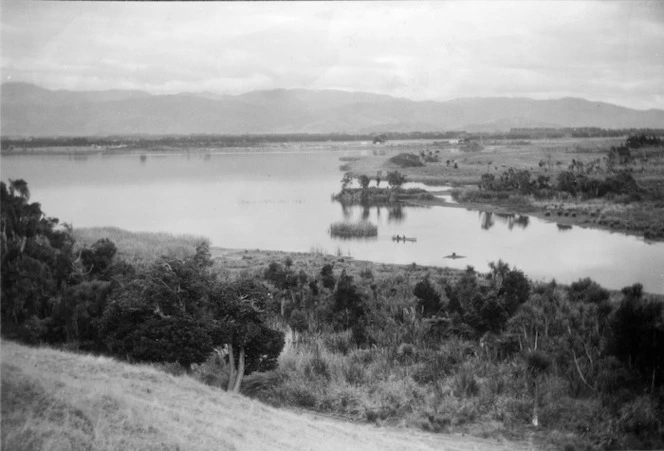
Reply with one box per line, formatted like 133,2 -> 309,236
6,129 -> 664,151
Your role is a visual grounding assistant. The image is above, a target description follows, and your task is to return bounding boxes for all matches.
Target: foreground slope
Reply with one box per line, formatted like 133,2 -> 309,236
1,341 -> 532,451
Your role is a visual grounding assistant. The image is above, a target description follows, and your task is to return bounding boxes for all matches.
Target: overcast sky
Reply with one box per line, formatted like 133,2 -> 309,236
1,1 -> 663,109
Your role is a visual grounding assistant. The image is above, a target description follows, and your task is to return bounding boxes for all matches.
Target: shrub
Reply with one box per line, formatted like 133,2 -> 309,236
389,153 -> 423,168
324,330 -> 354,355
386,171 -> 407,189
359,267 -> 374,280
568,278 -> 610,304
291,385 -> 318,408
453,367 -> 480,397
289,309 -> 309,333
304,347 -> 331,381
342,360 -> 366,385
413,276 -> 442,317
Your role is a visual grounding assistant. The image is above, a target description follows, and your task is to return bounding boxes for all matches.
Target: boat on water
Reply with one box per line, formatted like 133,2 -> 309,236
392,235 -> 417,242
444,252 -> 465,259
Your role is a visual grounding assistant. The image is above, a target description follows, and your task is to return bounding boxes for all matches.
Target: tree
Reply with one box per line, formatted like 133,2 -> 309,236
386,171 -> 406,189
80,238 -> 118,278
413,276 -> 442,317
480,173 -> 495,191
1,180 -> 77,333
341,173 -> 353,190
100,251 -> 284,386
499,268 -> 531,317
332,269 -> 366,331
289,309 -> 309,333
557,171 -> 577,195
208,278 -> 285,392
568,277 -> 610,304
608,284 -> 664,389
320,264 -> 336,290
358,174 -> 371,190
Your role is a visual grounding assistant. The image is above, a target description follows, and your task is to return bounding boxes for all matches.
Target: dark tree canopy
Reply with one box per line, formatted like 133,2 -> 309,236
413,276 -> 442,317
608,284 -> 664,388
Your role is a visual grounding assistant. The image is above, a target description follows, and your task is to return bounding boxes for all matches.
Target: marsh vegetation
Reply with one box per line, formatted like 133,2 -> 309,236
342,134 -> 664,241
329,221 -> 378,239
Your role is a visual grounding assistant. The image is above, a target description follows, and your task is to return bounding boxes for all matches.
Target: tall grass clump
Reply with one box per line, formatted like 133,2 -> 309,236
73,226 -> 207,262
329,221 -> 378,239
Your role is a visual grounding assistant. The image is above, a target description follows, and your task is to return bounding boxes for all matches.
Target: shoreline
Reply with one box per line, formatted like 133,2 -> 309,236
412,195 -> 661,242
340,139 -> 664,242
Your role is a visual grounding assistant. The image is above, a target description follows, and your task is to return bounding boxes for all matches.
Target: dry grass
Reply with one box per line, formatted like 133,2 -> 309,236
73,227 -> 208,262
1,340 -> 530,451
266,336 -> 568,449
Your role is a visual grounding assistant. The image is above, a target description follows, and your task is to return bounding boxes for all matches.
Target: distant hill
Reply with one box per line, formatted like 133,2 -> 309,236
1,82 -> 663,136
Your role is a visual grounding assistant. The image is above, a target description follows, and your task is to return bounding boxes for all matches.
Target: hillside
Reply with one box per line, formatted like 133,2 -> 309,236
1,341 -> 530,451
1,82 -> 663,136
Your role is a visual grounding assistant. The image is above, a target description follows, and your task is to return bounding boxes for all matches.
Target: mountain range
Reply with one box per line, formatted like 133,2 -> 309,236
1,82 -> 663,136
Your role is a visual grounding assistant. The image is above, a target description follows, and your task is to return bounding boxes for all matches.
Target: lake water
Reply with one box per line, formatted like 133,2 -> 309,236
2,147 -> 663,294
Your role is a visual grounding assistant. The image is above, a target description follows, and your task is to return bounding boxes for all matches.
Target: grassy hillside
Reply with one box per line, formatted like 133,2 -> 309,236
1,341 -> 530,451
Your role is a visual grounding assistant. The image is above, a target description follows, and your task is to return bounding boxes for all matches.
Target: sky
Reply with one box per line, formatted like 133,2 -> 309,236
1,1 -> 663,110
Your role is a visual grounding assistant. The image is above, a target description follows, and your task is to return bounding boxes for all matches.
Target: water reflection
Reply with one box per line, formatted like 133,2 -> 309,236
388,205 -> 406,223
480,211 -> 495,230
362,205 -> 371,221
340,203 -> 352,220
70,154 -> 88,162
557,223 -> 573,232
479,211 -> 530,231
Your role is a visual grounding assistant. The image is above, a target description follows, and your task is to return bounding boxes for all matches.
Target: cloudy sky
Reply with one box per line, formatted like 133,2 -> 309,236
2,1 -> 663,109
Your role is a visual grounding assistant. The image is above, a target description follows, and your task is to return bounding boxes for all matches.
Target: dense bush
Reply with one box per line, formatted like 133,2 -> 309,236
608,284 -> 664,389
413,276 -> 442,317
389,153 -> 423,168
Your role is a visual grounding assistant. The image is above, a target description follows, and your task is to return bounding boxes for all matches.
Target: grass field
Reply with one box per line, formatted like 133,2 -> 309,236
1,341 -> 534,451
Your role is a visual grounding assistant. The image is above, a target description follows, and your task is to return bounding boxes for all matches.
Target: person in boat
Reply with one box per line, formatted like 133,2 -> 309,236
444,252 -> 464,259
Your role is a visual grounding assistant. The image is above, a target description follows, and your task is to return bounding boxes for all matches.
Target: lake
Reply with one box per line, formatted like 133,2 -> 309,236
2,145 -> 663,294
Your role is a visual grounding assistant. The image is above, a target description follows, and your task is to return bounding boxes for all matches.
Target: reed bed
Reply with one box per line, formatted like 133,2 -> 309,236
73,226 -> 207,262
329,221 -> 378,239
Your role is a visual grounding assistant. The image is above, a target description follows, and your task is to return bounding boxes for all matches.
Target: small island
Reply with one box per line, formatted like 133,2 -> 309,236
333,169 -> 434,206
